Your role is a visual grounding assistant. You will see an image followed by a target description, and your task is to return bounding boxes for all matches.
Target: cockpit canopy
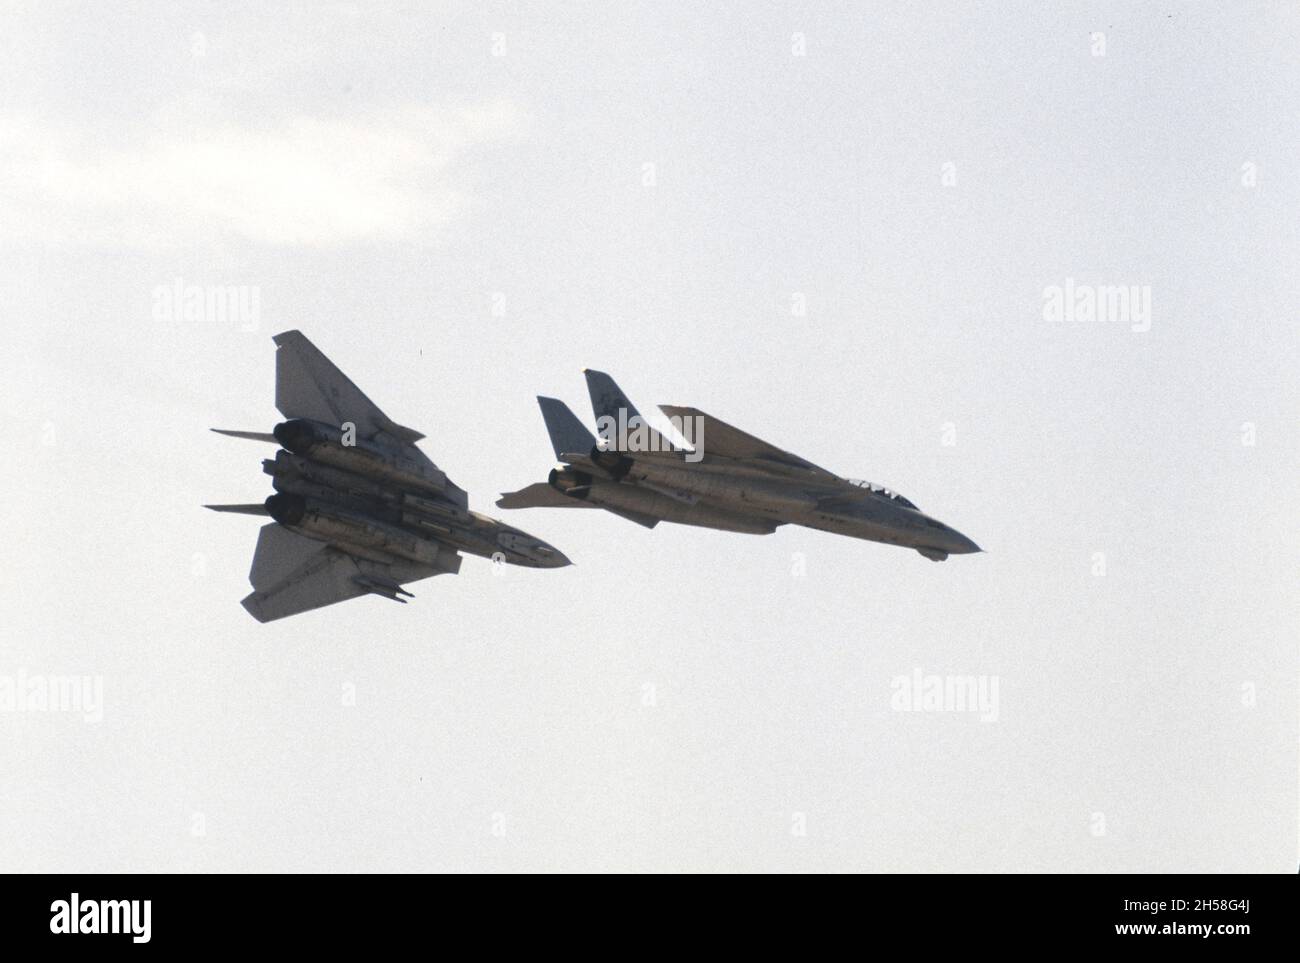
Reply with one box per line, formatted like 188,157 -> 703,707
847,479 -> 918,511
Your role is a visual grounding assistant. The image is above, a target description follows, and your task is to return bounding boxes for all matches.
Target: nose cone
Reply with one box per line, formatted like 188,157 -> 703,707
945,527 -> 982,555
537,544 -> 572,568
524,539 -> 572,568
494,525 -> 572,567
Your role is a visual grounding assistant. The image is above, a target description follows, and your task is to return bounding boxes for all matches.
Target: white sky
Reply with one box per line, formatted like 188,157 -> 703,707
1,1 -> 1296,872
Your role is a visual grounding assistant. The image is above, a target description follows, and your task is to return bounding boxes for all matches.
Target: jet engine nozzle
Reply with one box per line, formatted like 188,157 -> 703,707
265,492 -> 307,526
549,468 -> 594,498
272,419 -> 319,454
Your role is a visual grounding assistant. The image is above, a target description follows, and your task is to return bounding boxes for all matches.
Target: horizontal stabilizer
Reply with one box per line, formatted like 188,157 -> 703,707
374,413 -> 425,444
211,429 -> 278,443
240,524 -> 451,622
274,329 -> 390,435
497,482 -> 597,510
249,523 -> 329,590
205,503 -> 270,516
268,329 -> 456,496
606,506 -> 661,529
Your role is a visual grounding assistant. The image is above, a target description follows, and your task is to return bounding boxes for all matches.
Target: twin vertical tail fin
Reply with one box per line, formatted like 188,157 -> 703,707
582,369 -> 668,453
583,369 -> 645,424
537,396 -> 597,460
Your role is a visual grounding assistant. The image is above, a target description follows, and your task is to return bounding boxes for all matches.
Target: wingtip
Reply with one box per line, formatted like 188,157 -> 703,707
240,595 -> 274,623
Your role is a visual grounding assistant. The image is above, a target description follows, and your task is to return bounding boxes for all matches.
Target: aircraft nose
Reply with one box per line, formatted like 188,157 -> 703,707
531,542 -> 572,567
946,528 -> 982,554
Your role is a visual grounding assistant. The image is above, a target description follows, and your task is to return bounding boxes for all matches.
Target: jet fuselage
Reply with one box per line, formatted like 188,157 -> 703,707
263,434 -> 569,569
552,446 -> 979,559
210,330 -> 573,622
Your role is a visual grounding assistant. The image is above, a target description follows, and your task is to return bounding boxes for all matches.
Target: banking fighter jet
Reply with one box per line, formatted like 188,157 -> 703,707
497,370 -> 980,561
207,331 -> 569,622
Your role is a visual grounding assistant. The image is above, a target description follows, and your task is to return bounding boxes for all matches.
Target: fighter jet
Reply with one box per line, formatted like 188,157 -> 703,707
497,370 -> 980,561
207,330 -> 569,622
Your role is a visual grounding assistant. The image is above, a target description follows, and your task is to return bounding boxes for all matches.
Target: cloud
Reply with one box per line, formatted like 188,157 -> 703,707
0,102 -> 522,247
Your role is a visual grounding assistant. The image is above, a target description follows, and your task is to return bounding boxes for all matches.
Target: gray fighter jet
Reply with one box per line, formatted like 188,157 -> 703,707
497,370 -> 980,561
207,330 -> 569,622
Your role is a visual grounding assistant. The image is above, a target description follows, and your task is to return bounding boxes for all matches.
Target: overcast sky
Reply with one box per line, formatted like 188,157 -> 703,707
2,1 -> 1296,872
